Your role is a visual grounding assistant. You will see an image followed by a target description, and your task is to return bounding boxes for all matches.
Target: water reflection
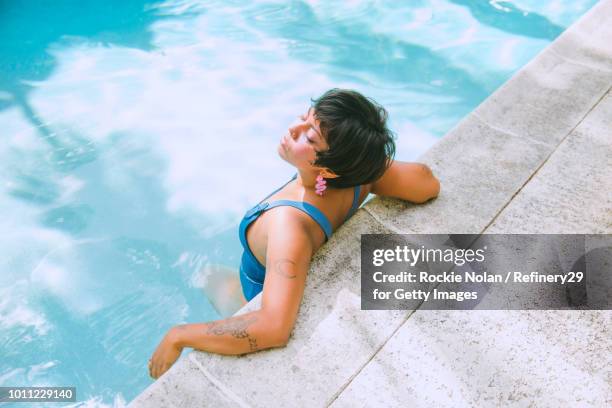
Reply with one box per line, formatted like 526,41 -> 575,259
0,1 -> 163,113
245,1 -> 488,102
449,0 -> 565,40
0,2 -> 227,404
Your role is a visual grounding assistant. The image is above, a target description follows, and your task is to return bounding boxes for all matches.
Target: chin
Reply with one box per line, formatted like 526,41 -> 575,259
278,150 -> 291,165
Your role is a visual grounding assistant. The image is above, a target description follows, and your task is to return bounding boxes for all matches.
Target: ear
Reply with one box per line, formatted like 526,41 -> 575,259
319,168 -> 339,179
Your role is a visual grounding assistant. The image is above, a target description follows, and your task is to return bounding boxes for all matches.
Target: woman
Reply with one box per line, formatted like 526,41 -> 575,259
148,89 -> 440,379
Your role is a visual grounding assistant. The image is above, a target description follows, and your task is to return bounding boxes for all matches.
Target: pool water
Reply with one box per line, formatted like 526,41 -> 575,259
0,0 -> 598,406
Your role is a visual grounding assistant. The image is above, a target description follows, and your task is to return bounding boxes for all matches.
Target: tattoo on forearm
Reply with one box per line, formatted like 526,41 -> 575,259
273,258 -> 297,279
205,315 -> 259,351
248,337 -> 258,351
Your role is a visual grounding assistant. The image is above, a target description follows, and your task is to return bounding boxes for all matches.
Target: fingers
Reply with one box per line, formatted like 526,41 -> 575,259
149,358 -> 160,380
148,359 -> 155,379
151,363 -> 160,379
149,359 -> 170,380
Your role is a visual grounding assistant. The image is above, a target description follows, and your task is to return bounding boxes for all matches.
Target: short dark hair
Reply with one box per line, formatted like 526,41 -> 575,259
311,88 -> 396,189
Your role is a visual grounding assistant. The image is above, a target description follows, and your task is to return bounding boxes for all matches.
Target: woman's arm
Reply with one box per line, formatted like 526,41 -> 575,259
149,207 -> 314,379
149,310 -> 288,379
371,160 -> 440,203
172,309 -> 288,353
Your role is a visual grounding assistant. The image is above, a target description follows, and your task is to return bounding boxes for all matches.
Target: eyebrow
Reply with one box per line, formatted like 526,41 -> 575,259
306,107 -> 323,139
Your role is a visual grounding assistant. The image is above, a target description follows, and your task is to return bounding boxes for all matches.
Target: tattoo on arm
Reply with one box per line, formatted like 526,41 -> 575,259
273,258 -> 297,279
248,337 -> 258,351
205,315 -> 259,351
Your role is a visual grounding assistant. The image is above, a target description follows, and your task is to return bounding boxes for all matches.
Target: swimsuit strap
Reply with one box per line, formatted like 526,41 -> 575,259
265,200 -> 333,240
244,175 -> 359,242
255,173 -> 298,205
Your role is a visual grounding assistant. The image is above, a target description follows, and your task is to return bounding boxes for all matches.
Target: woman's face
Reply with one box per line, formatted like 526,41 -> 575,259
278,107 -> 329,169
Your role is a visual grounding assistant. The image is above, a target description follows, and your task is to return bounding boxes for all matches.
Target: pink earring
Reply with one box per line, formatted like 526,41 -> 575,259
315,173 -> 327,196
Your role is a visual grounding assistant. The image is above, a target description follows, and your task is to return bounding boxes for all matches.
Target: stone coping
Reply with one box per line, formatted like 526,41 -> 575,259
129,1 -> 612,406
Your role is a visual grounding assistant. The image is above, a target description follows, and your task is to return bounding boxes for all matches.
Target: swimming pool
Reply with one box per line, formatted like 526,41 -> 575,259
0,0 -> 598,406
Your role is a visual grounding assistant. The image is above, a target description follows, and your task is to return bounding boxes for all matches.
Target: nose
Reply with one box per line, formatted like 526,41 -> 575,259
288,120 -> 308,140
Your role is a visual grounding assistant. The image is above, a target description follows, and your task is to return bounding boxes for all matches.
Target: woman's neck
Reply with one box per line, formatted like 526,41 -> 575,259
295,169 -> 320,190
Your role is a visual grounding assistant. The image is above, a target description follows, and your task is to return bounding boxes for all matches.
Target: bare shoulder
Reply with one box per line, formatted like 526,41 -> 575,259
370,160 -> 440,203
266,205 -> 321,247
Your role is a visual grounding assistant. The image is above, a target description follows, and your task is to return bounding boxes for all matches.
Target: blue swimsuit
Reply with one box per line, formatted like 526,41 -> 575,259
238,174 -> 362,301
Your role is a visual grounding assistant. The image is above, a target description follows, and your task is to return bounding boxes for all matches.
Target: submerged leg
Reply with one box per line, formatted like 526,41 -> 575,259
199,264 -> 248,318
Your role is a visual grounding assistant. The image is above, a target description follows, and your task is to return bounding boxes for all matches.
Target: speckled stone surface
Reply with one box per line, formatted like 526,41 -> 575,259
550,0 -> 612,71
471,49 -> 611,147
486,90 -> 612,234
128,354 -> 243,408
330,311 -> 612,408
363,114 -> 551,235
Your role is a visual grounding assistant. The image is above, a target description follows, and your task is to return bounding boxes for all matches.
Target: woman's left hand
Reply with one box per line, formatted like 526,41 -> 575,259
149,327 -> 184,380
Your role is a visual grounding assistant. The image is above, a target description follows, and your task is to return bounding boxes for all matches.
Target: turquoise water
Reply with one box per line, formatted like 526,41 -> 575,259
0,0 -> 598,406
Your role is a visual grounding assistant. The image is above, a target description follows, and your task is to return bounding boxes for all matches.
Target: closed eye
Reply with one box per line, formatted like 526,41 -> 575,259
300,107 -> 323,140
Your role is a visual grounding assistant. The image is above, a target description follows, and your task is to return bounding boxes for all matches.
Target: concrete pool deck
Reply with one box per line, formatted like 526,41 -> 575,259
129,1 -> 612,406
